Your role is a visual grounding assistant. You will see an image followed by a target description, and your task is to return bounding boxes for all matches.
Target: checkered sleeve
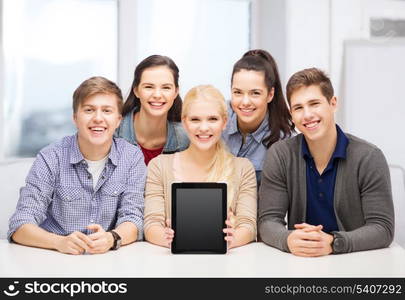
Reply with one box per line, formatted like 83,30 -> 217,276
7,150 -> 57,241
115,150 -> 146,241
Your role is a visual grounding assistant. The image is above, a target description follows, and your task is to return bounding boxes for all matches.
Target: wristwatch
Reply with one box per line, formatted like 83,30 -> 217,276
331,232 -> 343,254
109,230 -> 122,250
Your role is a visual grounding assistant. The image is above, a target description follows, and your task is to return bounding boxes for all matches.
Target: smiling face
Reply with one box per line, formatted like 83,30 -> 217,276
290,84 -> 337,143
73,93 -> 122,151
231,69 -> 274,133
182,99 -> 227,152
135,65 -> 179,118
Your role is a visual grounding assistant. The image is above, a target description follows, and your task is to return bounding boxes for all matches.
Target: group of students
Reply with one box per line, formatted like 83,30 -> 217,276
7,49 -> 394,257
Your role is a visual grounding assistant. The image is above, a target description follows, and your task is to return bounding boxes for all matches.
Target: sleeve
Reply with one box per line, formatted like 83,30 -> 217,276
258,144 -> 292,252
332,148 -> 395,253
7,151 -> 57,241
144,156 -> 167,232
115,150 -> 147,241
233,159 -> 257,241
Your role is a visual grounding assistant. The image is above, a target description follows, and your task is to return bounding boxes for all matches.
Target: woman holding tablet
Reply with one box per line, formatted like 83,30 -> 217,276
116,55 -> 189,165
144,85 -> 257,249
222,49 -> 295,185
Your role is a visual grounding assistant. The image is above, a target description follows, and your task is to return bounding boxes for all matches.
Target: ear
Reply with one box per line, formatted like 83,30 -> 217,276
134,87 -> 139,98
222,116 -> 228,131
330,96 -> 338,112
267,87 -> 275,103
72,113 -> 78,128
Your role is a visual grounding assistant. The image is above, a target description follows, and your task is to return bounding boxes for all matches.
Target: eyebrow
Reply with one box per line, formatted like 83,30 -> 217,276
141,82 -> 174,86
188,114 -> 220,118
82,104 -> 115,109
291,99 -> 322,109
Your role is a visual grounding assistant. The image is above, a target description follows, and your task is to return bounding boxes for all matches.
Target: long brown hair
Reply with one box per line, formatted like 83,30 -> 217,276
122,55 -> 182,121
231,49 -> 295,148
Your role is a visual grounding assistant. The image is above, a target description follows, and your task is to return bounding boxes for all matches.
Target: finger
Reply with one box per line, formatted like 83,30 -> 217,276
90,237 -> 112,249
295,223 -> 321,231
302,225 -> 323,232
224,236 -> 234,242
293,251 -> 316,257
67,242 -> 85,255
166,219 -> 171,228
70,234 -> 91,252
68,248 -> 82,255
73,231 -> 94,246
87,224 -> 103,232
88,231 -> 105,241
294,223 -> 311,228
225,219 -> 233,227
87,248 -> 107,255
296,239 -> 323,249
295,230 -> 322,241
295,247 -> 324,256
223,228 -> 235,235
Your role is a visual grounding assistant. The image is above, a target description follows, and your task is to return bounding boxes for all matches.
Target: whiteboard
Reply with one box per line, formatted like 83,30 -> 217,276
343,40 -> 405,170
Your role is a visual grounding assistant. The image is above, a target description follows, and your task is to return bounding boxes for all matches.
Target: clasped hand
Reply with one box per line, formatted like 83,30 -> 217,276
287,223 -> 333,257
55,224 -> 114,255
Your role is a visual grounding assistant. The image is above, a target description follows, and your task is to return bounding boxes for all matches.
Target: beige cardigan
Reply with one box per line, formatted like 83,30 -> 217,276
144,154 -> 257,241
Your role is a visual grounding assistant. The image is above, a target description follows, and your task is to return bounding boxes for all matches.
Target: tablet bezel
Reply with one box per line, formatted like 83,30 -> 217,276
171,182 -> 227,254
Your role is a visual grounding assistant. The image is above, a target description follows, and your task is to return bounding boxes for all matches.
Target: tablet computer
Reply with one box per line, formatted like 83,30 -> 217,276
171,182 -> 227,254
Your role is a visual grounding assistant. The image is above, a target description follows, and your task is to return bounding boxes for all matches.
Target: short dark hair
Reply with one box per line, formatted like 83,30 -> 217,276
286,68 -> 334,105
122,55 -> 182,121
73,76 -> 123,114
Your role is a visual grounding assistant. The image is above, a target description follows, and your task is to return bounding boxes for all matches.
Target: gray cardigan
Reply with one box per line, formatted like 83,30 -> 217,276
258,132 -> 395,254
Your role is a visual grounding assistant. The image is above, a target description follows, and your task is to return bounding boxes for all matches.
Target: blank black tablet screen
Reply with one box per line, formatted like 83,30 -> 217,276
172,184 -> 226,254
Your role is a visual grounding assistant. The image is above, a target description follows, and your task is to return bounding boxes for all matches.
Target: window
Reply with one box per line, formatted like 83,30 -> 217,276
1,0 -> 251,158
1,0 -> 117,157
134,0 -> 251,100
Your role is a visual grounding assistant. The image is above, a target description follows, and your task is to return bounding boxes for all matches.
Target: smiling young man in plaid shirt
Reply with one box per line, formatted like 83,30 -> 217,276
8,77 -> 146,255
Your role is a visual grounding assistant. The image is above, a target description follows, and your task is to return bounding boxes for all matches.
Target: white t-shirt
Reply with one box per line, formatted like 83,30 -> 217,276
85,155 -> 108,190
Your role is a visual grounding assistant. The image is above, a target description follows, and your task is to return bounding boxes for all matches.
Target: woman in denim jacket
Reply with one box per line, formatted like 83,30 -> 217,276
116,55 -> 189,165
222,50 -> 295,185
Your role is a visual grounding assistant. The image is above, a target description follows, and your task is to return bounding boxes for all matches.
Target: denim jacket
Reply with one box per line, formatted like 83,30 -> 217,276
116,108 -> 189,154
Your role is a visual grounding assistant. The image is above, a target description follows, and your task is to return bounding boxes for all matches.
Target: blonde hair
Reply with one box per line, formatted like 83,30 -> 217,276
182,85 -> 236,210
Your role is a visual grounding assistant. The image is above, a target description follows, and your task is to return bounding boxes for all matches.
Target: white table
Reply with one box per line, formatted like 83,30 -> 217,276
1,240 -> 405,278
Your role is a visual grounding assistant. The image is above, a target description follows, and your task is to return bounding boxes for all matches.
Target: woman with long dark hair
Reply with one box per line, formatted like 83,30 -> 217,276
222,49 -> 295,185
116,55 -> 189,165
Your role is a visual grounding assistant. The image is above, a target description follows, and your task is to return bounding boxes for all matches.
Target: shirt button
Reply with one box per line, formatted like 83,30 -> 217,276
113,191 -> 118,195
87,175 -> 92,179
101,176 -> 105,180
318,178 -> 323,183
90,219 -> 94,223
319,192 -> 323,197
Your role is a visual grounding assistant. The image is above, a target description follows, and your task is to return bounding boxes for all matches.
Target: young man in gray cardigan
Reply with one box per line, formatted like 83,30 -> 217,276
258,68 -> 394,256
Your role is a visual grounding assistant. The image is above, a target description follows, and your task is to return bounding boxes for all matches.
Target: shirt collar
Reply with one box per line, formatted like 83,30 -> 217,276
69,134 -> 118,166
302,124 -> 349,160
69,134 -> 85,165
227,102 -> 270,143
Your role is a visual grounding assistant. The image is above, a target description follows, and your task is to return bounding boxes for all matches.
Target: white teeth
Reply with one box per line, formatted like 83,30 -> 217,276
304,121 -> 319,128
91,127 -> 105,132
240,108 -> 254,112
197,135 -> 211,139
150,102 -> 164,107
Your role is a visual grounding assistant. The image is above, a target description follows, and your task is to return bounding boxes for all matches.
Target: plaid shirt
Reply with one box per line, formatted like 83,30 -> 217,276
8,135 -> 146,241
